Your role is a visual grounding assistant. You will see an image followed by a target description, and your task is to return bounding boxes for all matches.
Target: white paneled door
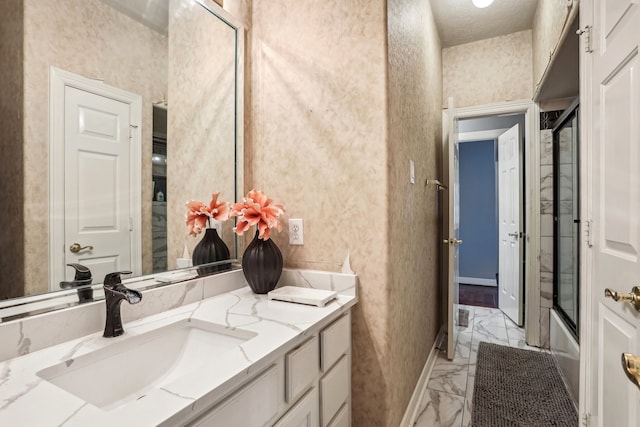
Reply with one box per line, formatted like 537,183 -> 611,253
63,86 -> 133,283
583,0 -> 640,425
497,124 -> 523,326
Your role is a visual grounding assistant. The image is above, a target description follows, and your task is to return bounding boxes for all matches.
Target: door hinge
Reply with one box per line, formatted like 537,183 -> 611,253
129,216 -> 133,231
584,220 -> 593,248
129,124 -> 139,139
582,413 -> 591,426
576,25 -> 593,53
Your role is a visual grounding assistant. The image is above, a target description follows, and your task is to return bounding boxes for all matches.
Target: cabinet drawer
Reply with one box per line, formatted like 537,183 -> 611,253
189,365 -> 280,427
320,355 -> 349,427
286,336 -> 319,403
321,313 -> 351,372
274,387 -> 319,427
327,403 -> 349,427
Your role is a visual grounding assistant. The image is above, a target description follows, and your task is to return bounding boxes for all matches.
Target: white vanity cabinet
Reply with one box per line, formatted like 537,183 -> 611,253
189,363 -> 284,427
319,313 -> 351,426
186,311 -> 352,427
274,387 -> 319,427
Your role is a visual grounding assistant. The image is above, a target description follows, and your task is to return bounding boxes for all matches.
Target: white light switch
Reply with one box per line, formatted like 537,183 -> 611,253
410,159 -> 415,184
289,219 -> 304,245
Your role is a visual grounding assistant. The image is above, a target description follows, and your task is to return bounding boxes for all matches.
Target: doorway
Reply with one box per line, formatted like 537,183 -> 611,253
445,100 -> 541,346
458,114 -> 526,321
49,67 -> 143,289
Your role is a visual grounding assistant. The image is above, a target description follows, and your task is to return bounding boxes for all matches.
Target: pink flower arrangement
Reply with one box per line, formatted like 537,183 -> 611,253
230,189 -> 285,240
185,192 -> 230,237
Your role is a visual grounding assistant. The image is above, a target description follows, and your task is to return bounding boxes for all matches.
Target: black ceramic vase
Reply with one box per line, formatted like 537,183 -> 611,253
192,228 -> 231,276
242,230 -> 283,294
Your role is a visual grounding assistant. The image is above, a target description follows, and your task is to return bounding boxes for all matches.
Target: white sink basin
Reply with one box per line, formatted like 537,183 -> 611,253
37,319 -> 256,410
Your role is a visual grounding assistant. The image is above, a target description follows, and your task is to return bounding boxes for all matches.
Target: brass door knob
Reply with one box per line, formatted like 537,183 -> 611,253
604,287 -> 640,311
69,243 -> 94,253
622,353 -> 640,389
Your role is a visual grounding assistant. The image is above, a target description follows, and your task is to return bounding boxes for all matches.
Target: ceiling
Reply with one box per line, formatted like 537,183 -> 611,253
430,0 -> 540,48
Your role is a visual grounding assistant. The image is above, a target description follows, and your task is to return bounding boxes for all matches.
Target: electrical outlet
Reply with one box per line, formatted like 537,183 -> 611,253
289,218 -> 304,245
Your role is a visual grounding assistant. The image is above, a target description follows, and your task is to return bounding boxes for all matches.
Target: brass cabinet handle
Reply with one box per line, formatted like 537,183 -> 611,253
604,287 -> 640,311
69,243 -> 94,253
622,353 -> 640,389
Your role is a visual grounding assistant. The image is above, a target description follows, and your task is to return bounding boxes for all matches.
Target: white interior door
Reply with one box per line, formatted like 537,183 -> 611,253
444,98 -> 461,360
584,0 -> 640,425
63,86 -> 133,282
497,124 -> 523,325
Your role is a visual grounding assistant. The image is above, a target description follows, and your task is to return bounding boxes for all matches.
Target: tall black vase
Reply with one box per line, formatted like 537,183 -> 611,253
242,230 -> 283,294
192,228 -> 231,276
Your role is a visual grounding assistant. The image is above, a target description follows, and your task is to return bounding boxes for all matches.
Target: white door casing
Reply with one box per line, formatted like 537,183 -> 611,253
444,97 -> 461,360
49,68 -> 142,289
450,101 -> 540,347
581,0 -> 640,425
498,124 -> 524,326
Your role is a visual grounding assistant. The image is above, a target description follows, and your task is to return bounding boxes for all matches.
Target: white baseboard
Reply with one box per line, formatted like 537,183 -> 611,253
399,326 -> 444,427
459,276 -> 497,287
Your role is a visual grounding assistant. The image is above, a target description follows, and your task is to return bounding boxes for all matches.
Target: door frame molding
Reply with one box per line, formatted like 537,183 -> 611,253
49,67 -> 142,290
578,0 -> 593,422
448,99 -> 541,346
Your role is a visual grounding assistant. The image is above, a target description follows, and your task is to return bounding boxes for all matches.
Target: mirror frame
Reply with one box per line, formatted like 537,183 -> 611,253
0,0 -> 245,321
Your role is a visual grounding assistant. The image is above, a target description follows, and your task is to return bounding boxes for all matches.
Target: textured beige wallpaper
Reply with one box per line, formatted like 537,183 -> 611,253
0,0 -> 25,299
386,0 -> 443,425
250,0 -> 442,425
532,0 -> 573,94
21,0 -> 167,294
249,1 -> 389,424
167,0 -> 237,267
442,30 -> 533,108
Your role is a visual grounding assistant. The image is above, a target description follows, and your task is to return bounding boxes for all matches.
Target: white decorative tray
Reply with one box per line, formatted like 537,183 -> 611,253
268,286 -> 337,307
155,271 -> 198,283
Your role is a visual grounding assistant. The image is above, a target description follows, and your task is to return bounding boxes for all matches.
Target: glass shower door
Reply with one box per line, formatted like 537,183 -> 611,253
553,101 -> 580,338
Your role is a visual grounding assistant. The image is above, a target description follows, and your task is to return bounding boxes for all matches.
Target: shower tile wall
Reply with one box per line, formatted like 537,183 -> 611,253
539,110 -> 562,349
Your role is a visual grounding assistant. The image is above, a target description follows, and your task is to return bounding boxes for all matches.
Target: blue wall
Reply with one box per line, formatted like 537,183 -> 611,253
459,140 -> 498,281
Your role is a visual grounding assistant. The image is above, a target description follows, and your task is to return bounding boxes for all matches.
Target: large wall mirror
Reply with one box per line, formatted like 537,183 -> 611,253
0,0 -> 244,308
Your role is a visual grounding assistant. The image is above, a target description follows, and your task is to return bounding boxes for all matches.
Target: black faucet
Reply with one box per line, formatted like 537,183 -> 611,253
60,264 -> 94,303
103,271 -> 142,338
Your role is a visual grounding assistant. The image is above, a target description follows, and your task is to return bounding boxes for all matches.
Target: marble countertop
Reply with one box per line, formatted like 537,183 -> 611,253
0,284 -> 357,426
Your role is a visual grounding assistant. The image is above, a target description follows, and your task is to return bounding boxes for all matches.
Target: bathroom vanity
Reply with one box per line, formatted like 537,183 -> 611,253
0,269 -> 357,426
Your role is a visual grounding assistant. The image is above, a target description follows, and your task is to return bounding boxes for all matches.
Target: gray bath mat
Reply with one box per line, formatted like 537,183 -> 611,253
472,342 -> 578,427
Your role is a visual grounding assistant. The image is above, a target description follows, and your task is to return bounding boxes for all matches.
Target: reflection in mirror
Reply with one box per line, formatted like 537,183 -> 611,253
0,0 -> 243,307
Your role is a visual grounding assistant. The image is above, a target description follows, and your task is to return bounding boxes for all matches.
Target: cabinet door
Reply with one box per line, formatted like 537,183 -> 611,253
274,387 -> 319,427
321,313 -> 351,372
327,403 -> 349,427
189,365 -> 280,427
286,336 -> 319,403
320,355 -> 349,427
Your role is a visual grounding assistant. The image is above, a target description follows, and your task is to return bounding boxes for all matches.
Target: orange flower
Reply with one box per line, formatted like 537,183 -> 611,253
230,189 -> 285,240
185,193 -> 230,236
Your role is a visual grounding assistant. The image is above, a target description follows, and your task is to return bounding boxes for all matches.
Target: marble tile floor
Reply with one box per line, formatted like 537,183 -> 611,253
413,305 -> 549,427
